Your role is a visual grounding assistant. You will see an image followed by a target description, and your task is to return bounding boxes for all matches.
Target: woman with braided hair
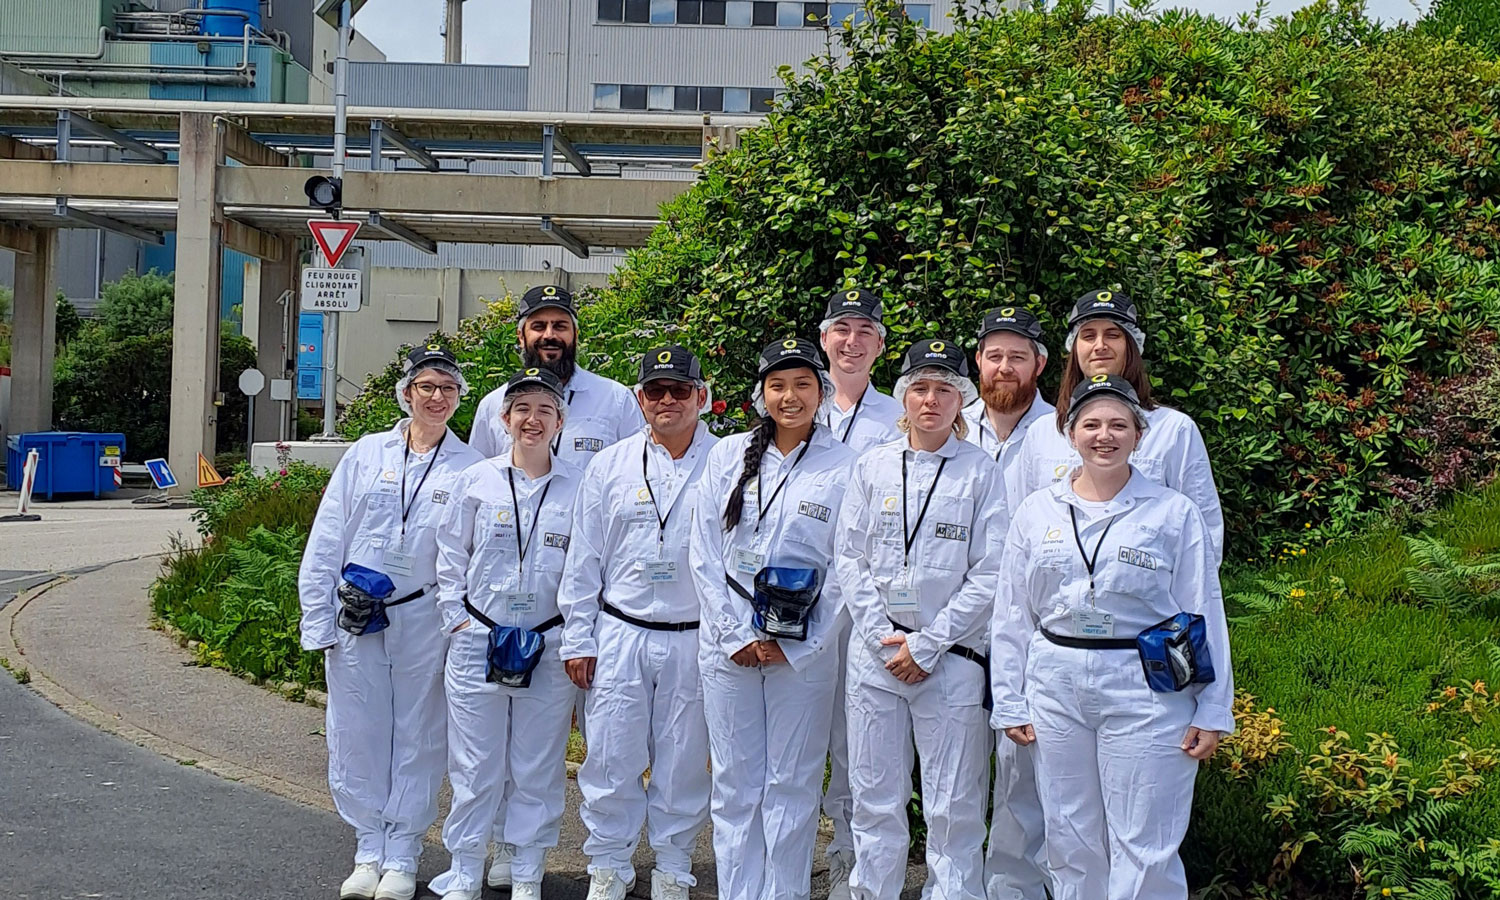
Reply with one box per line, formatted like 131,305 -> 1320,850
687,338 -> 859,900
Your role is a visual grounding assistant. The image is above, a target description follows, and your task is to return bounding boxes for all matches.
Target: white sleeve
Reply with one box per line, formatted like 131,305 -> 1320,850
1172,503 -> 1235,734
1166,418 -> 1225,566
989,513 -> 1037,730
835,459 -> 891,657
469,391 -> 500,458
558,458 -> 608,660
434,470 -> 481,634
688,447 -> 760,660
297,448 -> 358,650
618,390 -> 647,441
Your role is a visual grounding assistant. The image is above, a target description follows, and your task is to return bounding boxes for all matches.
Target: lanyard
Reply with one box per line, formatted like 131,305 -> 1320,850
399,429 -> 445,537
755,433 -> 814,532
550,389 -> 578,454
984,396 -> 1034,462
506,467 -> 553,577
1070,505 -> 1120,608
838,393 -> 865,443
641,440 -> 690,550
900,451 -> 948,567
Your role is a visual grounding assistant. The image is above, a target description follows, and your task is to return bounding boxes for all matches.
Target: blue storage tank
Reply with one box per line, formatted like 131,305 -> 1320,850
6,432 -> 126,500
200,0 -> 261,37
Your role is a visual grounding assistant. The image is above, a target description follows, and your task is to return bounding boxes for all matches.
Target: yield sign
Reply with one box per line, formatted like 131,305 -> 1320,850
308,219 -> 361,268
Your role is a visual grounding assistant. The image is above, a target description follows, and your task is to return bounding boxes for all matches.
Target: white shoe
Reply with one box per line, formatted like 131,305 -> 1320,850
512,881 -> 543,900
374,869 -> 416,900
650,868 -> 690,900
827,850 -> 854,900
339,862 -> 381,900
586,868 -> 632,900
486,842 -> 516,888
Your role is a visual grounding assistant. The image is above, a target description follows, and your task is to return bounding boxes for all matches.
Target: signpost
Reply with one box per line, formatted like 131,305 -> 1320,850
300,266 -> 362,312
238,368 -> 266,456
1,448 -> 41,522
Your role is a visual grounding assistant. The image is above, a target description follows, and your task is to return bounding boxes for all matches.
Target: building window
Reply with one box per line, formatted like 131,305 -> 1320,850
620,83 -> 648,109
648,84 -> 675,110
593,84 -> 621,109
752,1 -> 776,25
803,2 -> 828,25
725,0 -> 752,25
598,0 -> 624,22
650,0 -> 676,22
677,0 -> 701,23
623,0 -> 650,22
776,1 -> 803,26
750,87 -> 776,110
701,0 -> 726,23
601,0 -> 923,26
593,82 -> 780,113
674,86 -> 699,110
905,3 -> 931,26
723,87 -> 751,112
698,86 -> 724,111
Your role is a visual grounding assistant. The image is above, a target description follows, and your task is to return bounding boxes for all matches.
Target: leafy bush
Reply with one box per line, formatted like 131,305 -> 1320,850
1424,0 -> 1500,57
190,459 -> 331,540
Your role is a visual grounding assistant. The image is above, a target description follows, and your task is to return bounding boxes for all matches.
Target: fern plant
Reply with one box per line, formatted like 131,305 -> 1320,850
1401,536 -> 1500,615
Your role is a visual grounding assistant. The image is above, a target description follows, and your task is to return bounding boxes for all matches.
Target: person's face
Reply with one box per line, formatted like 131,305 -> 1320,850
762,367 -> 822,433
404,369 -> 460,428
638,379 -> 706,438
819,316 -> 884,378
1074,320 -> 1130,378
1068,397 -> 1141,472
517,309 -> 577,361
903,375 -> 964,437
502,390 -> 563,451
977,332 -> 1045,413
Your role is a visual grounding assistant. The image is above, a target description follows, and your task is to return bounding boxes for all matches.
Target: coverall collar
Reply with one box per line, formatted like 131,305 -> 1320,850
1051,463 -> 1166,513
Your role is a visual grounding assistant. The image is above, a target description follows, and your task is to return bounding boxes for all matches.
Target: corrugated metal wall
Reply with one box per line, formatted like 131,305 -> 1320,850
0,0 -> 124,55
349,62 -> 528,111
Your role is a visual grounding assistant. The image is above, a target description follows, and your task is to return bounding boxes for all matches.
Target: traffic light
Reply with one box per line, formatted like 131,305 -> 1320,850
304,175 -> 343,218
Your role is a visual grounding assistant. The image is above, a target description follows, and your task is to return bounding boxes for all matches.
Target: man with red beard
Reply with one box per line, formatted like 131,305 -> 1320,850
963,305 -> 1053,900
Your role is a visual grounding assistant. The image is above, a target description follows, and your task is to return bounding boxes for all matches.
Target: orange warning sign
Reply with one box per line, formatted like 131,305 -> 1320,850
197,453 -> 227,488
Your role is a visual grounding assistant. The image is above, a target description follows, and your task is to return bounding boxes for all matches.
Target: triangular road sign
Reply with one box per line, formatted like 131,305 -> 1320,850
308,220 -> 361,268
197,453 -> 227,488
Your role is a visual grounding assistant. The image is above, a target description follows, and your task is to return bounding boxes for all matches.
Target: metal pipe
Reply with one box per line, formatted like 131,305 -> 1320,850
444,0 -> 463,64
0,26 -> 108,60
16,70 -> 252,85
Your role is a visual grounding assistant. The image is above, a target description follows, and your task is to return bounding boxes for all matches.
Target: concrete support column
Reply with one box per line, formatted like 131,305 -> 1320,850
168,113 -> 223,491
9,229 -> 58,435
253,235 -> 299,443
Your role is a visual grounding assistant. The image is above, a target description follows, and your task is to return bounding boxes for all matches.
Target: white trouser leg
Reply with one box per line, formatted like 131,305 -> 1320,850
910,659 -> 990,900
642,629 -> 710,882
823,612 -> 854,859
983,739 -> 1048,900
324,628 -> 393,867
702,652 -> 769,900
846,645 -> 914,900
579,616 -> 653,875
379,602 -> 448,873
501,646 -> 576,883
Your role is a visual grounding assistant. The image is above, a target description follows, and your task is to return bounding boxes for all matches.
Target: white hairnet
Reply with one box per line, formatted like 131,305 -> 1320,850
1065,392 -> 1149,436
819,313 -> 888,340
1066,318 -> 1147,355
893,365 -> 979,410
500,383 -> 570,425
757,368 -> 838,420
635,378 -> 715,416
395,360 -> 469,415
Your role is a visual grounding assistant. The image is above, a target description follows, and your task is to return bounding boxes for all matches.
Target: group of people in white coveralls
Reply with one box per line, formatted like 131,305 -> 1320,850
298,282 -> 1234,900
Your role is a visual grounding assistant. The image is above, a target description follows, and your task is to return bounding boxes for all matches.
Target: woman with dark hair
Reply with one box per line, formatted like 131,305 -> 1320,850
687,338 -> 859,900
1014,289 -> 1224,561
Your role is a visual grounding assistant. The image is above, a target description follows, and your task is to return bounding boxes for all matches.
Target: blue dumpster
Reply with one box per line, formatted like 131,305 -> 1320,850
5,432 -> 126,500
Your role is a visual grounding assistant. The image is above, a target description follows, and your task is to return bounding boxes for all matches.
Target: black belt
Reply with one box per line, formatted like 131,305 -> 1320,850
887,617 -> 991,711
1040,626 -> 1136,650
385,585 -> 432,608
463,598 -> 564,635
602,601 -> 699,632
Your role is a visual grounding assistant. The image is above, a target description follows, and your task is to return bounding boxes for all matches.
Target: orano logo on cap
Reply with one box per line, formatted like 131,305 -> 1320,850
999,308 -> 1015,318
845,290 -> 861,303
782,339 -> 799,350
929,341 -> 945,353
543,286 -> 558,296
1093,290 -> 1114,307
1091,374 -> 1110,384
525,368 -> 540,376
426,343 -> 441,351
657,350 -> 673,364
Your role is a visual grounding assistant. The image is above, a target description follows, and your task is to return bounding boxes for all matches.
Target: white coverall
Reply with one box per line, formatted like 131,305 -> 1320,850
559,424 -> 718,884
297,421 -> 484,874
822,381 -> 903,863
1014,405 -> 1224,563
835,435 -> 1006,900
469,366 -> 644,463
688,426 -> 858,900
959,390 -> 1054,900
990,472 -> 1235,900
427,455 -> 583,895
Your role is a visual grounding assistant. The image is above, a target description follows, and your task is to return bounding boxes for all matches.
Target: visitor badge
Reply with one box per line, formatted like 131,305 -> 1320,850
1073,608 -> 1115,638
384,540 -> 416,577
734,548 -> 766,575
643,560 -> 679,584
885,588 -> 920,614
503,592 -> 537,615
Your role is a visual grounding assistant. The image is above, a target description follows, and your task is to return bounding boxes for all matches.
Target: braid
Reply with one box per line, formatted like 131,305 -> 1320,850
722,418 -> 776,532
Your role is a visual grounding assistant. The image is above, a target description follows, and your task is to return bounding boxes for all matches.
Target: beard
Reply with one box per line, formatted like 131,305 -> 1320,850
523,338 -> 577,384
980,370 -> 1039,415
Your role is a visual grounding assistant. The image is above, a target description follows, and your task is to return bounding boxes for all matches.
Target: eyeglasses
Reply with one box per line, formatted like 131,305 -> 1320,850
410,382 -> 460,398
641,381 -> 696,401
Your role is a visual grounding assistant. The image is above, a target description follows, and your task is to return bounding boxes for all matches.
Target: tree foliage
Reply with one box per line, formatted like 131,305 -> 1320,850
1424,0 -> 1500,58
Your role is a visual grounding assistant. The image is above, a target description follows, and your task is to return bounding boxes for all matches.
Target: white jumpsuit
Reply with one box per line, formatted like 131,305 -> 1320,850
822,381 -> 903,863
688,426 -> 858,900
559,424 -> 718,884
297,421 -> 483,875
1014,405 -> 1224,563
990,472 -> 1234,900
469,366 -> 644,464
836,435 -> 1005,900
960,391 -> 1054,900
427,455 -> 583,894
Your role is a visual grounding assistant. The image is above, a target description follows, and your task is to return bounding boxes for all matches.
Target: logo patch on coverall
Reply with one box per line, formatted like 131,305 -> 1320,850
543,533 -> 570,550
1117,547 -> 1157,570
573,437 -> 605,453
431,490 -> 450,505
797,501 -> 831,522
934,523 -> 970,541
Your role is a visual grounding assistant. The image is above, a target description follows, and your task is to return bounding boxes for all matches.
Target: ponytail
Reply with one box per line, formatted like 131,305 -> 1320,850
722,418 -> 776,532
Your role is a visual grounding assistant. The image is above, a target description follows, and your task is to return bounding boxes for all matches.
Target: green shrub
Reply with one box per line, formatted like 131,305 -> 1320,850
190,460 -> 330,540
1423,0 -> 1500,57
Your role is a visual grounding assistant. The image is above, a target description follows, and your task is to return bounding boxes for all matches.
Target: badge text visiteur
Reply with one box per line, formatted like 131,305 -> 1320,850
301,266 -> 363,312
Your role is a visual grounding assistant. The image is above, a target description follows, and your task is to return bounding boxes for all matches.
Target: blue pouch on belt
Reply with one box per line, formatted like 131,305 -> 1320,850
486,626 -> 547,688
337,563 -> 395,636
1137,612 -> 1215,693
752,566 -> 821,642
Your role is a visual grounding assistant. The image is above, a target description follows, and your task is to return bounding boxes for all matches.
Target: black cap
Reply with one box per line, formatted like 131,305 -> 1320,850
517,284 -> 576,319
822,288 -> 883,324
757,338 -> 827,376
639,344 -> 703,384
505,367 -> 567,403
1066,373 -> 1142,424
403,343 -> 457,372
977,306 -> 1044,343
1067,288 -> 1137,328
900,338 -> 970,378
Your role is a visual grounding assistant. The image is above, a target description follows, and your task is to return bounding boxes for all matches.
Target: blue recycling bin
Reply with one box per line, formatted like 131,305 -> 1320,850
5,432 -> 126,500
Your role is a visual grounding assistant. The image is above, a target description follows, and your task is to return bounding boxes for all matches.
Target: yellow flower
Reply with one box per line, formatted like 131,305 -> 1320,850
1382,889 -> 1392,897
1290,588 -> 1307,599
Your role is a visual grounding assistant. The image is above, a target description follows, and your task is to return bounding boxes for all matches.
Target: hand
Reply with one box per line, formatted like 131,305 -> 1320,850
756,641 -> 788,666
880,634 -> 929,684
1005,724 -> 1036,746
1182,726 -> 1221,760
565,657 -> 597,690
730,642 -> 761,668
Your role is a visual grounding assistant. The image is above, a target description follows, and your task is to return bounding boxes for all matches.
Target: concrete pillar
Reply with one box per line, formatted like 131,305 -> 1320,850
168,113 -> 223,491
253,235 -> 299,443
9,229 -> 58,435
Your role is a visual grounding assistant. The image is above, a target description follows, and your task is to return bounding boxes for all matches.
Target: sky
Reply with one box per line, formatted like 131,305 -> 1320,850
352,0 -> 1431,65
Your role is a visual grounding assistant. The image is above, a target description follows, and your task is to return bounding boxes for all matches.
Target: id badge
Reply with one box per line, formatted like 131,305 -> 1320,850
1073,608 -> 1115,638
885,567 -> 919,613
384,539 -> 416,577
734,548 -> 765,575
643,560 -> 679,583
503,592 -> 537,615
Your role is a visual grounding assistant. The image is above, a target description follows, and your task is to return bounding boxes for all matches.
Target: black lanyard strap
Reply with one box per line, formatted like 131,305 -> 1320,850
1070,505 -> 1120,607
549,389 -> 578,454
838,393 -> 865,443
641,441 -> 690,547
399,429 -> 446,537
755,433 -> 814,532
901,451 -> 949,566
506,467 -> 553,576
